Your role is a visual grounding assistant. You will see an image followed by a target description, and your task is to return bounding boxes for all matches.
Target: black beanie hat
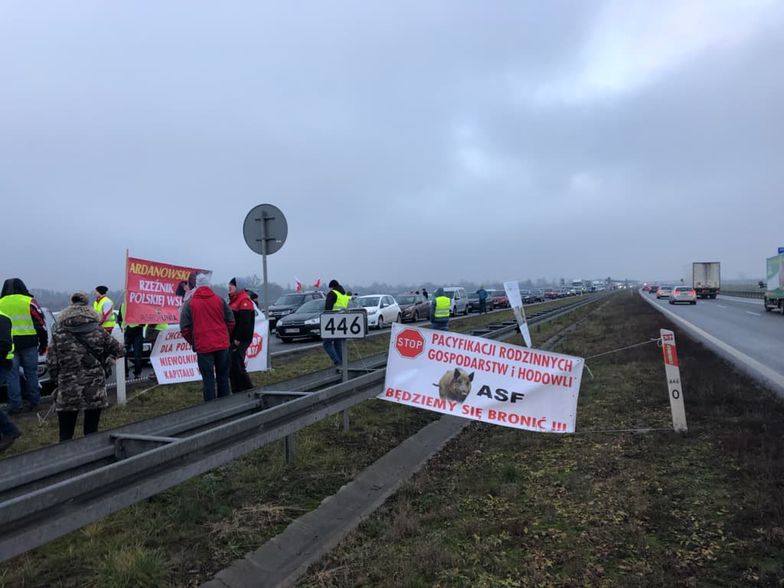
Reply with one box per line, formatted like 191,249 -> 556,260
328,279 -> 339,288
95,285 -> 108,295
229,277 -> 237,287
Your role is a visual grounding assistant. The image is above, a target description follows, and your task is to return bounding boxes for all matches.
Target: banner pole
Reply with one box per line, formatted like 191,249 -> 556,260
116,249 -> 129,406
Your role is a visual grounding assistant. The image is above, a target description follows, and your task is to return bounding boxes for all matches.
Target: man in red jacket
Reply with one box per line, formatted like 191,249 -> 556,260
179,273 -> 235,402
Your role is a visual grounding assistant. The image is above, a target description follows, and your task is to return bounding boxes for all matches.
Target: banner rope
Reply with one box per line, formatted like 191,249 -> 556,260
584,338 -> 661,361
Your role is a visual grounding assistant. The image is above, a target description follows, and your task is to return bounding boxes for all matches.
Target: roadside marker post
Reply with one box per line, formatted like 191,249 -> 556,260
115,358 -> 126,406
660,329 -> 687,432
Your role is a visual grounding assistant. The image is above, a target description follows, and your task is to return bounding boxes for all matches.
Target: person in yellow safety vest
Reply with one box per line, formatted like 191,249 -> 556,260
430,288 -> 451,331
0,309 -> 22,452
117,301 -> 145,378
323,279 -> 350,369
0,278 -> 47,413
93,286 -> 116,334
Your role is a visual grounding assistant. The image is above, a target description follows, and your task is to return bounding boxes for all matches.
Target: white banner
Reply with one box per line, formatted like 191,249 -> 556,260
503,280 -> 532,348
151,317 -> 269,384
381,323 -> 584,433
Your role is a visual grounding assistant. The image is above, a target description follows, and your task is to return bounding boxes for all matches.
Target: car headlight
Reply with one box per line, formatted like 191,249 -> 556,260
367,309 -> 377,314
304,318 -> 319,325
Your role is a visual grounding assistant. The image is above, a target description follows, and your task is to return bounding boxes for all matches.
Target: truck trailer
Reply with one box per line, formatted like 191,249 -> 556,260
764,254 -> 784,314
692,262 -> 720,299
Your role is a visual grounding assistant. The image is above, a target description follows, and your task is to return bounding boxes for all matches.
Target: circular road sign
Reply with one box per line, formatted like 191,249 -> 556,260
243,204 -> 288,255
395,328 -> 425,359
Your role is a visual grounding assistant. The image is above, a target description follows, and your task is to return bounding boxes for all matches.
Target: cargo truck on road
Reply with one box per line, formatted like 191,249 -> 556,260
692,261 -> 720,299
764,254 -> 784,314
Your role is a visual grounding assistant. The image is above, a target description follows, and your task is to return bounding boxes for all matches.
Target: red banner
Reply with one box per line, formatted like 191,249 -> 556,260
124,256 -> 210,324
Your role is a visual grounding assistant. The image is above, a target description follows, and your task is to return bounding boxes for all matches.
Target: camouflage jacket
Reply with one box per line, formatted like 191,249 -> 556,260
47,304 -> 124,411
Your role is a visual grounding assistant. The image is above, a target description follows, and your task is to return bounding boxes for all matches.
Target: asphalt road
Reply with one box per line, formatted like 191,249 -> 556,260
645,292 -> 784,377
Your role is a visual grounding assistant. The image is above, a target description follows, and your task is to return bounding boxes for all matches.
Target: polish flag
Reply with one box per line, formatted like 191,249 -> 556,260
313,278 -> 321,289
295,278 -> 303,292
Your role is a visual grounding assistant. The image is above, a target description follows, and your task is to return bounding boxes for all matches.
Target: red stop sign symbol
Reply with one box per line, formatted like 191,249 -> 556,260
395,329 -> 425,359
246,332 -> 263,359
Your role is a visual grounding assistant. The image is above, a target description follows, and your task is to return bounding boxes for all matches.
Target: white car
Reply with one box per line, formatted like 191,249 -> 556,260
669,286 -> 697,305
355,295 -> 401,329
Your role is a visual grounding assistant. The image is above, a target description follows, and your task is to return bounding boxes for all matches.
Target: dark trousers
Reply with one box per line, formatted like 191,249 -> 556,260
430,319 -> 449,331
124,327 -> 144,377
479,300 -> 487,314
58,409 -> 101,442
230,342 -> 254,393
197,349 -> 230,402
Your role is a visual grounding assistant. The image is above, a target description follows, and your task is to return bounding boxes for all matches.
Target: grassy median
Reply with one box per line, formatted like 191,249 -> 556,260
298,292 -> 784,587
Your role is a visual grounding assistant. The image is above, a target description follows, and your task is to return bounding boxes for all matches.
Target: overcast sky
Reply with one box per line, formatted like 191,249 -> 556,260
2,0 -> 782,291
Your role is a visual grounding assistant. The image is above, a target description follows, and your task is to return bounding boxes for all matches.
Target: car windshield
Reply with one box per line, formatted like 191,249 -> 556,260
397,295 -> 416,305
468,293 -> 480,300
443,291 -> 456,299
674,287 -> 691,292
357,296 -> 381,307
275,294 -> 305,306
295,299 -> 325,313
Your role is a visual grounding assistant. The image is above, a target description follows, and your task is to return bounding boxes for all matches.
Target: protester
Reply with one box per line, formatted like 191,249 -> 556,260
430,287 -> 451,331
179,273 -> 235,401
0,309 -> 21,452
176,272 -> 199,302
0,278 -> 47,413
323,279 -> 350,369
421,288 -> 429,300
117,301 -> 144,378
93,286 -> 115,334
477,286 -> 489,314
227,277 -> 255,393
48,292 -> 124,442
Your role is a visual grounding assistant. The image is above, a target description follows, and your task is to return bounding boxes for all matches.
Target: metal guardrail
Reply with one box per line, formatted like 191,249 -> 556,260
719,290 -> 765,300
0,293 -> 607,562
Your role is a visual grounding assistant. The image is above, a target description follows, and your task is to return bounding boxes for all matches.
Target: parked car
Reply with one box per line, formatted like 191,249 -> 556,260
275,298 -> 326,343
355,295 -> 401,329
268,291 -> 325,330
442,287 -> 468,316
543,290 -> 559,300
656,285 -> 674,299
669,286 -> 697,305
395,293 -> 430,322
466,292 -> 493,313
488,289 -> 509,308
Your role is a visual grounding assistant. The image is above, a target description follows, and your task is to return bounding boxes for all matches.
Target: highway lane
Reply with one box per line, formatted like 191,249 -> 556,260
644,292 -> 784,377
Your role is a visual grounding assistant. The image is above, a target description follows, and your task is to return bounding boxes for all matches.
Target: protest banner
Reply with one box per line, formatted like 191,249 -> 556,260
150,316 -> 269,384
504,280 -> 532,348
124,255 -> 210,324
381,323 -> 584,433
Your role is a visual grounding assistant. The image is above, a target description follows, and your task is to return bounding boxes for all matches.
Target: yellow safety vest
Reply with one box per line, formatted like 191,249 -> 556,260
93,296 -> 116,329
120,302 -> 138,329
0,294 -> 36,338
0,310 -> 15,360
332,290 -> 351,310
434,296 -> 451,319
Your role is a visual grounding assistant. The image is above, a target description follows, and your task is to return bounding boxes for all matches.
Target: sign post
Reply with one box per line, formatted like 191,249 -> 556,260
243,204 -> 288,370
320,309 -> 368,431
660,329 -> 687,432
503,280 -> 532,348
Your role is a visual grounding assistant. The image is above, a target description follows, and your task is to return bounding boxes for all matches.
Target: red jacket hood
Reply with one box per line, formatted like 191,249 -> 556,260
229,289 -> 254,311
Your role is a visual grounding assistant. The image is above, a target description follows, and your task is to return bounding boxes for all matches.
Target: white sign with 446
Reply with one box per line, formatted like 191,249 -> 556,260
320,310 -> 368,339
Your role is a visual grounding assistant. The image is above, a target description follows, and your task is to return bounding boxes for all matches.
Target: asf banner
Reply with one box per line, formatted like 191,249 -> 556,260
125,256 -> 210,324
150,317 -> 269,384
381,323 -> 584,433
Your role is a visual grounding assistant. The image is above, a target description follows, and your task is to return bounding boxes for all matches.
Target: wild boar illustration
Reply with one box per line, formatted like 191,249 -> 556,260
437,368 -> 474,402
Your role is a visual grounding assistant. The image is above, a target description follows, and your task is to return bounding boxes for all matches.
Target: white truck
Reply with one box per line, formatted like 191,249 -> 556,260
764,254 -> 784,313
692,262 -> 720,299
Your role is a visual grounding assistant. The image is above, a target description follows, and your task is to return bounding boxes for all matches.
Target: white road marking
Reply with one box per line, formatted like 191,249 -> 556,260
716,305 -> 727,309
746,311 -> 761,316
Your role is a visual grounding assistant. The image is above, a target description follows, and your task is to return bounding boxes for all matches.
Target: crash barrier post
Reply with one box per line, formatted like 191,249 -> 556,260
660,329 -> 687,432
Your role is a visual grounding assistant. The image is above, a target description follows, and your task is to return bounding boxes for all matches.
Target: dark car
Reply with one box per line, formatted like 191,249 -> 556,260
275,298 -> 326,343
396,294 -> 430,322
268,291 -> 325,330
543,290 -> 559,300
467,292 -> 494,313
